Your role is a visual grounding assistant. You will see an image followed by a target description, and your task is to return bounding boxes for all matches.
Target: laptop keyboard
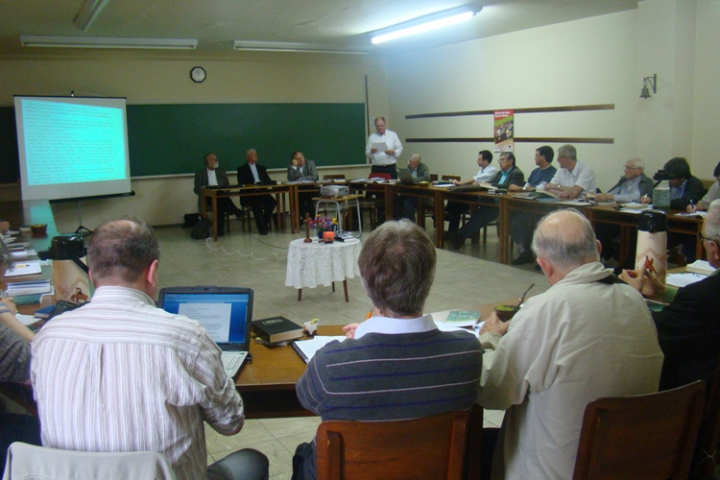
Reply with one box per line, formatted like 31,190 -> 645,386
222,353 -> 243,375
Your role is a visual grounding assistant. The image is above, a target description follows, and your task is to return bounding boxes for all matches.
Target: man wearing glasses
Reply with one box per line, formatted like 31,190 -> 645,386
621,199 -> 720,392
594,158 -> 653,204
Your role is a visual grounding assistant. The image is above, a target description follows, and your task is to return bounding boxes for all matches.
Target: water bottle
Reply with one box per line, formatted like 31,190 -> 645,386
39,234 -> 92,304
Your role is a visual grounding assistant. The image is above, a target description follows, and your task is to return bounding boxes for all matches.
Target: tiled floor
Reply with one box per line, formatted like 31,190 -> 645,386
153,218 -> 548,479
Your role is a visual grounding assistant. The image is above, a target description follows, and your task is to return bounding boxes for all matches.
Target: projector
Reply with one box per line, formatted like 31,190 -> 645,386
320,185 -> 349,197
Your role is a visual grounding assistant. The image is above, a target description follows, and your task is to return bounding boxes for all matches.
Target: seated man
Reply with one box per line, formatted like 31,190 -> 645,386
545,144 -> 597,199
687,161 -> 720,213
287,151 -> 319,221
594,158 -> 654,265
477,209 -> 663,479
507,146 -> 557,265
449,152 -> 524,250
642,157 -> 705,210
31,218 -> 268,480
446,150 -> 497,233
194,153 -> 242,237
0,238 -> 41,473
293,220 -> 483,480
394,153 -> 431,221
237,148 -> 277,235
621,199 -> 720,392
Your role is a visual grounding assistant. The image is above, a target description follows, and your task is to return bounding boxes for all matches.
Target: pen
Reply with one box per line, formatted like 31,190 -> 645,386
366,310 -> 373,320
642,194 -> 648,202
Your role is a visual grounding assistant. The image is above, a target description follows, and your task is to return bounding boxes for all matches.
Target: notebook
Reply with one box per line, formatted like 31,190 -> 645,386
158,286 -> 253,378
397,168 -> 417,185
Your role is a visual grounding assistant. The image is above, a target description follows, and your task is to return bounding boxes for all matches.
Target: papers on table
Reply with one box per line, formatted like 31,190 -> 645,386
674,212 -> 707,218
666,273 -> 707,288
4,261 -> 42,277
686,260 -> 714,275
292,336 -> 347,363
15,314 -> 40,326
5,279 -> 52,296
558,200 -> 592,206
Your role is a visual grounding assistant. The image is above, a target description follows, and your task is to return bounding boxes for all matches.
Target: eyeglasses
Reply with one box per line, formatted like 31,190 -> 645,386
698,232 -> 719,245
624,166 -> 642,170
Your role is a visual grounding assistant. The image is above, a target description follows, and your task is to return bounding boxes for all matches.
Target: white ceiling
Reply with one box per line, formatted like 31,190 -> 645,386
0,0 -> 640,56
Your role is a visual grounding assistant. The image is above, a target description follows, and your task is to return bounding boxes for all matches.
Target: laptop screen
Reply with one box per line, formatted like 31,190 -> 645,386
158,287 -> 252,346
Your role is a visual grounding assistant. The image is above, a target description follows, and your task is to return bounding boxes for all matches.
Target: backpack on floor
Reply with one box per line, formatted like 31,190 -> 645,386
190,218 -> 210,239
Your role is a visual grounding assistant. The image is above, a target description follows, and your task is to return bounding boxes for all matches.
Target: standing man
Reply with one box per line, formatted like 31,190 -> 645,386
446,150 -> 497,233
687,161 -> 720,212
293,220 -> 482,479
507,146 -> 557,264
31,218 -> 268,480
395,153 -> 431,221
366,117 -> 403,179
478,209 -> 663,479
545,144 -> 597,199
287,151 -> 319,221
621,199 -> 720,392
237,148 -> 277,236
449,152 -> 524,250
194,153 -> 242,237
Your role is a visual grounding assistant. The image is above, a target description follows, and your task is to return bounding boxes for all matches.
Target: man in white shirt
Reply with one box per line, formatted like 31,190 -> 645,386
446,150 -> 497,233
365,116 -> 403,179
545,144 -> 597,199
476,209 -> 663,480
31,218 -> 269,480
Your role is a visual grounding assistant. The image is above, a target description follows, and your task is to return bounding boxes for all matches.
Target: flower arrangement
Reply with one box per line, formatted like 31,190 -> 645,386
309,215 -> 338,232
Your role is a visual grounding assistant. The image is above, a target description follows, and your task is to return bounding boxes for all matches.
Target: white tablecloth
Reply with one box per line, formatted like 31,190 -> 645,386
285,238 -> 362,289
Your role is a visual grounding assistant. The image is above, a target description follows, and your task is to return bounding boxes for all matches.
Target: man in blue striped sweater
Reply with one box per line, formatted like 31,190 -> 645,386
293,220 -> 483,480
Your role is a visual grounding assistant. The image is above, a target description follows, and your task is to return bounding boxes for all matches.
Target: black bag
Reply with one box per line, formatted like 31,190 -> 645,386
190,219 -> 210,239
183,213 -> 201,228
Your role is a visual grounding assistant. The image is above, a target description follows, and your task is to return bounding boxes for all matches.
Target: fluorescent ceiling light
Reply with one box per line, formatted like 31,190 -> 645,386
370,4 -> 482,45
74,0 -> 113,31
233,41 -> 371,55
20,35 -> 198,50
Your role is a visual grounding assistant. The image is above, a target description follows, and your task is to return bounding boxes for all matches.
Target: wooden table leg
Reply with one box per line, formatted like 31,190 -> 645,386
343,279 -> 348,302
298,289 -> 302,301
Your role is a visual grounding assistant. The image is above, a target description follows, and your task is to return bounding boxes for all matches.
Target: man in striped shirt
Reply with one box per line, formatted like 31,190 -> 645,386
293,220 -> 483,479
31,218 -> 268,480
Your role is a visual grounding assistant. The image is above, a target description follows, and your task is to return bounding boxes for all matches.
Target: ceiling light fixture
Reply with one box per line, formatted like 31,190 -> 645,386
370,4 -> 482,45
74,0 -> 113,31
20,35 -> 198,50
640,74 -> 657,99
233,41 -> 371,55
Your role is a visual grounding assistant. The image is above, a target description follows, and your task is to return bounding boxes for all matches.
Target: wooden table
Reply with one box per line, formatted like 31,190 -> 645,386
201,184 -> 293,241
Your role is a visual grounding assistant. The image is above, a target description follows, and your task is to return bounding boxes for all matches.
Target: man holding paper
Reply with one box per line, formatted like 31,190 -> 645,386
365,117 -> 403,178
293,220 -> 482,480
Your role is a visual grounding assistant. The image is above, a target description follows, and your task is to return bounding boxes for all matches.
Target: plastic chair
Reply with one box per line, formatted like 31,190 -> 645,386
2,442 -> 177,480
315,410 -> 469,480
572,380 -> 706,480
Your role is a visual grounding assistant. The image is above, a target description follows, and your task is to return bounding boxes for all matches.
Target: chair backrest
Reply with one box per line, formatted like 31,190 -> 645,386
2,442 -> 177,480
572,381 -> 706,480
315,410 -> 469,480
369,173 -> 391,180
323,174 -> 346,181
430,174 -> 439,182
694,354 -> 720,477
442,175 -> 461,182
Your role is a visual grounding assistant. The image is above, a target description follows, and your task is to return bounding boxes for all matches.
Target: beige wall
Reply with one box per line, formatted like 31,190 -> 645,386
0,50 -> 389,230
387,0 -> 716,190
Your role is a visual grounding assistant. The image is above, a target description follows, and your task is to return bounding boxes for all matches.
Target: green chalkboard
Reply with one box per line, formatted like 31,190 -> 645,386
126,103 -> 367,176
0,103 -> 367,183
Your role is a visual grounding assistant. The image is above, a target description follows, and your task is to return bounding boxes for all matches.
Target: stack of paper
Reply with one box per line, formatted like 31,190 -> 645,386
3,261 -> 42,278
5,280 -> 52,296
686,260 -> 714,276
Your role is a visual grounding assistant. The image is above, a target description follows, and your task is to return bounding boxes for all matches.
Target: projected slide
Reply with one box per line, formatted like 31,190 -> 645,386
14,96 -> 132,201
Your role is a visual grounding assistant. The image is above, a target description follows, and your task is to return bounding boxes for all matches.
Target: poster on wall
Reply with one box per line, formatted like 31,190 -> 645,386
494,110 -> 514,153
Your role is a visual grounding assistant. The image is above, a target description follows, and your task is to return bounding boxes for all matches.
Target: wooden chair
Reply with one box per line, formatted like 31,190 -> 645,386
430,173 -> 439,182
572,380 -> 706,480
316,410 -> 469,480
693,354 -> 720,477
360,172 -> 391,229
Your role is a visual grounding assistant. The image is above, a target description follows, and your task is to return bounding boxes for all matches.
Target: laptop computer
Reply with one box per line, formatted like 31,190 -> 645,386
397,168 -> 417,185
158,286 -> 253,378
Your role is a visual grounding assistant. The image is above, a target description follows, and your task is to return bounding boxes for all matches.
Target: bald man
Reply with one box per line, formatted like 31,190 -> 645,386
477,209 -> 663,480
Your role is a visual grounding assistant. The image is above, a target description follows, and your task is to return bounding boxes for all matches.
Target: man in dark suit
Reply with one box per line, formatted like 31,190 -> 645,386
621,198 -> 720,392
287,150 -> 319,222
237,148 -> 277,235
448,152 -> 525,249
194,153 -> 241,237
